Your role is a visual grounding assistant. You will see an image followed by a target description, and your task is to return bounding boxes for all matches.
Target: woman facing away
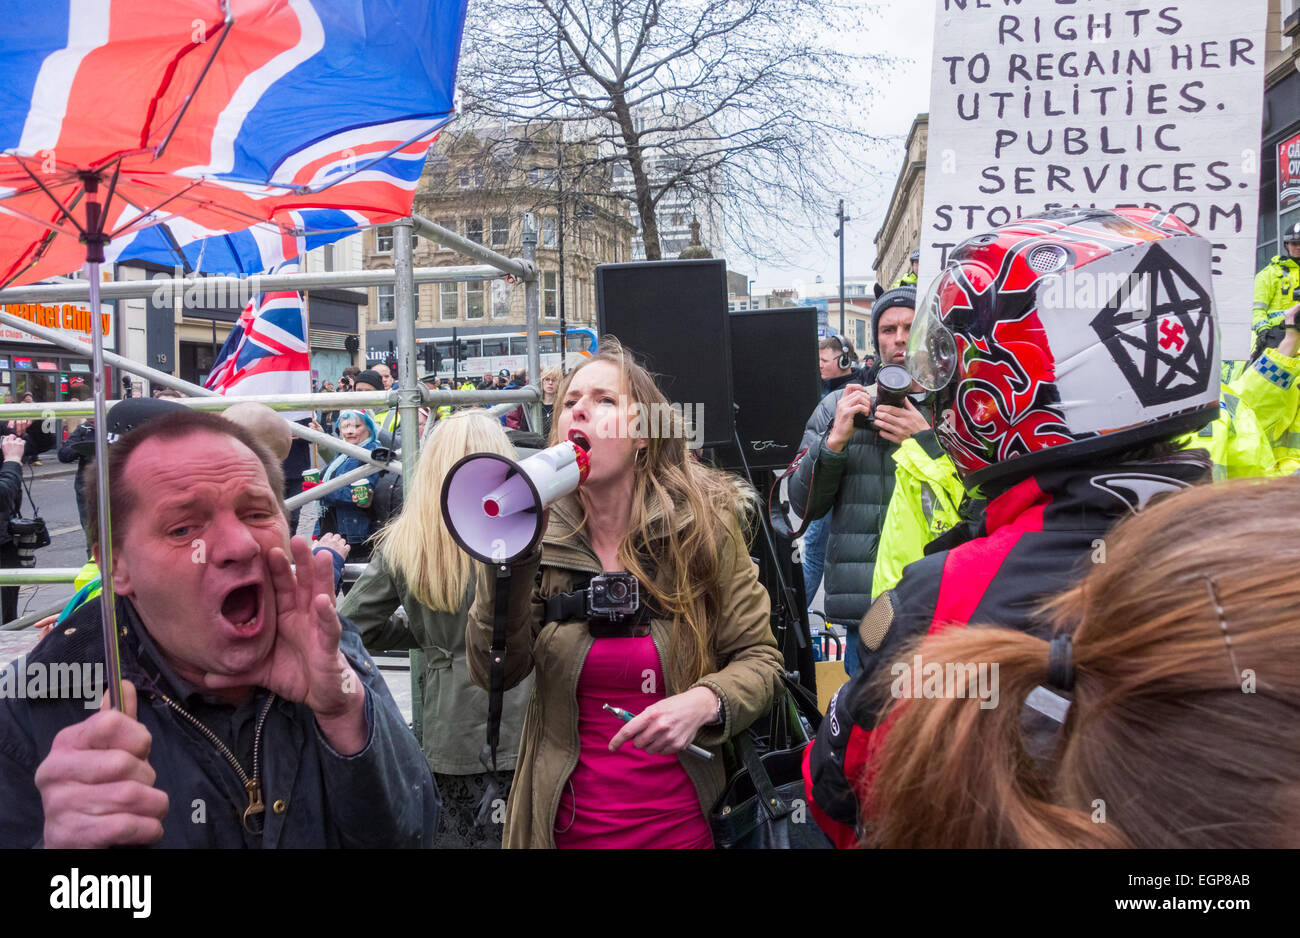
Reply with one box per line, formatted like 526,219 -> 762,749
466,338 -> 785,848
863,474 -> 1300,848
339,411 -> 533,848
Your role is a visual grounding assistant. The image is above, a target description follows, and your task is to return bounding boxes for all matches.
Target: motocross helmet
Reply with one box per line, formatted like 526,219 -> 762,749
907,207 -> 1220,488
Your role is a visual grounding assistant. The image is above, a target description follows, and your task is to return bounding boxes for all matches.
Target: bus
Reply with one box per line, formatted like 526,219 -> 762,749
412,327 -> 598,381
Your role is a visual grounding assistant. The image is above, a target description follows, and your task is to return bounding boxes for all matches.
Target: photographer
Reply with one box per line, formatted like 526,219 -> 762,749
0,433 -> 27,623
466,339 -> 783,848
778,286 -> 935,674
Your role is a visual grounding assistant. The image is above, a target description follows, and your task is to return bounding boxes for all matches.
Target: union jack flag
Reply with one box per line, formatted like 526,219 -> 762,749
204,261 -> 312,419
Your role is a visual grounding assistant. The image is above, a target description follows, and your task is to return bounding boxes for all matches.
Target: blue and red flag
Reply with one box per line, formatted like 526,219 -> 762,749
0,0 -> 469,285
204,262 -> 312,418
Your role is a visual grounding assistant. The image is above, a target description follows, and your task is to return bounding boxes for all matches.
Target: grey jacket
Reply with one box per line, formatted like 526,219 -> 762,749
0,596 -> 438,848
786,386 -> 899,628
339,549 -> 532,775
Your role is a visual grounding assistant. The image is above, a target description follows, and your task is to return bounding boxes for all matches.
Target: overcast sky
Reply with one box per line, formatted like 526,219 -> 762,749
748,0 -> 936,295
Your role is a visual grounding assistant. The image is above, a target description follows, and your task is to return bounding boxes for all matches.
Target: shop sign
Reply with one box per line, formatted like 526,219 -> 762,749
1279,130 -> 1300,211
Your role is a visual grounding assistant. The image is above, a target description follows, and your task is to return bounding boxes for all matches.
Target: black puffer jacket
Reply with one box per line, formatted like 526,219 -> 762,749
785,385 -> 932,629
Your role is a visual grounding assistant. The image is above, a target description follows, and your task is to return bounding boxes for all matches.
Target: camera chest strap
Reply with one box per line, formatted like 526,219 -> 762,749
542,576 -> 592,623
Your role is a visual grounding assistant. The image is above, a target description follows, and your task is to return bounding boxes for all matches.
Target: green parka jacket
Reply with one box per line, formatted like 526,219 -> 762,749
465,492 -> 785,849
340,549 -> 533,775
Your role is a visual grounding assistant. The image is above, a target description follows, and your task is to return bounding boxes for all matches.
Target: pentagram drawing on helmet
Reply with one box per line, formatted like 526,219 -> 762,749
1090,243 -> 1216,408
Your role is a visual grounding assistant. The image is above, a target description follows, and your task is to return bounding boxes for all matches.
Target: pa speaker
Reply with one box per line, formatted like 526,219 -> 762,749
596,259 -> 734,448
728,306 -> 820,471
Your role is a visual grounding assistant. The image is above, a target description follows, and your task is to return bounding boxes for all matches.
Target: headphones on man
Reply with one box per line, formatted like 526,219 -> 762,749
829,336 -> 855,370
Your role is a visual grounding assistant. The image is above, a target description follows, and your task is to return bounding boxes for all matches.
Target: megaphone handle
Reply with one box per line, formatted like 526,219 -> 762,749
485,565 -> 513,763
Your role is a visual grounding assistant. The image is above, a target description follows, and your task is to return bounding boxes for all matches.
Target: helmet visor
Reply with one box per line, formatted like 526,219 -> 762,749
905,272 -> 958,391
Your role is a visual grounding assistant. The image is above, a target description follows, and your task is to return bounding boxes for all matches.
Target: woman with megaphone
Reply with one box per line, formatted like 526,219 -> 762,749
462,338 -> 784,848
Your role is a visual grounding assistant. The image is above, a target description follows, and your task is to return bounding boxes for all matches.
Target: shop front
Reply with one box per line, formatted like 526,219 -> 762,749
0,294 -> 115,404
1260,66 -> 1300,268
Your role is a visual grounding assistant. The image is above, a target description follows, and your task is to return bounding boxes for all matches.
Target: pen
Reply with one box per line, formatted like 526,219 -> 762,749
603,703 -> 714,760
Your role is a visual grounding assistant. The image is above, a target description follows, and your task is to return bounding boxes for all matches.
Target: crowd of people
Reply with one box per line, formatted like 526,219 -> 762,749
0,206 -> 1297,851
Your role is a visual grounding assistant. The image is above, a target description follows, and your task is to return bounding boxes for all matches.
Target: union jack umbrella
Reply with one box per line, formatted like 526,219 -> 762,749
0,0 -> 469,707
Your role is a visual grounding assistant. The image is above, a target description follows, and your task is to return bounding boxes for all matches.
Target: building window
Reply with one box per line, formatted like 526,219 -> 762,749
491,216 -> 509,246
491,279 -> 510,319
465,218 -> 484,244
855,319 -> 867,352
543,272 -> 558,319
439,281 -> 458,320
466,282 -> 485,320
375,226 -> 394,254
457,168 -> 471,188
437,218 -> 456,250
376,285 -> 395,323
542,217 -> 558,248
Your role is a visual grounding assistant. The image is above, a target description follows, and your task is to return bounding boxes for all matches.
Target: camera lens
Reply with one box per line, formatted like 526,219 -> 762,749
607,580 -> 628,602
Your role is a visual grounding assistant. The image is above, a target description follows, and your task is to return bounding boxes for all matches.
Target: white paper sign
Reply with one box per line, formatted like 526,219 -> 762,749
921,0 -> 1269,358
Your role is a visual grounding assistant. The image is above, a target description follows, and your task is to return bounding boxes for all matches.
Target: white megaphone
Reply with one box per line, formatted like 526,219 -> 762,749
441,439 -> 590,563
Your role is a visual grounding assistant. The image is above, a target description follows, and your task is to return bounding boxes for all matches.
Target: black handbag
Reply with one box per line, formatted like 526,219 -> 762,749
709,675 -> 834,849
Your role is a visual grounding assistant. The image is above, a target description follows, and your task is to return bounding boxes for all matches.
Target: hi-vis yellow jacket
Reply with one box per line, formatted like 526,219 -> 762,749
1229,349 -> 1300,474
873,388 -> 1278,604
374,407 -> 400,436
1176,384 -> 1276,481
1252,255 -> 1300,334
870,431 -> 966,601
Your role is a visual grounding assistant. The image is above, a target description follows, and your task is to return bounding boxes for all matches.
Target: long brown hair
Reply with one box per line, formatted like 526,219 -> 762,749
864,475 -> 1300,848
549,337 -> 757,690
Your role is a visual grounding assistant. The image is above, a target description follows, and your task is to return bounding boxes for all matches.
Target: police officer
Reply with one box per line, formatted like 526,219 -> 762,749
1250,223 -> 1300,359
892,249 -> 919,288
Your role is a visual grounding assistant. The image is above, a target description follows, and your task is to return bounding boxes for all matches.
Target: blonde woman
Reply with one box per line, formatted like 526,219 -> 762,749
339,411 -> 534,848
466,338 -> 784,848
539,364 -> 561,437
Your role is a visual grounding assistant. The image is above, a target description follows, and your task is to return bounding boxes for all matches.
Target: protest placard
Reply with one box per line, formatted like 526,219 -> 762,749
921,0 -> 1269,357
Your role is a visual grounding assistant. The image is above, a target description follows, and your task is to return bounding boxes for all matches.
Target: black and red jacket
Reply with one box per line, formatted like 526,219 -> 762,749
803,454 -> 1210,848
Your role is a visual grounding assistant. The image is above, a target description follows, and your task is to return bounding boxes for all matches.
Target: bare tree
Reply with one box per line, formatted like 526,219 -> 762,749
458,0 -> 891,262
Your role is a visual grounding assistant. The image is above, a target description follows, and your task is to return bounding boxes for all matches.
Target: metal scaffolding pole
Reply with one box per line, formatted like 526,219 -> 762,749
0,309 -> 396,471
393,219 -> 420,491
391,219 -> 423,745
0,265 -> 507,305
0,386 -> 537,420
522,212 -> 542,433
410,215 -> 535,282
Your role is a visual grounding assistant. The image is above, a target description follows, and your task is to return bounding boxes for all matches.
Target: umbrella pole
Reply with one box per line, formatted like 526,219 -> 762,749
82,176 -> 123,711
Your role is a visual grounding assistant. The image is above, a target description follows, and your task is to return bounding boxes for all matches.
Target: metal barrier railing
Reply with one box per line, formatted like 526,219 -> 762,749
1,562 -> 375,630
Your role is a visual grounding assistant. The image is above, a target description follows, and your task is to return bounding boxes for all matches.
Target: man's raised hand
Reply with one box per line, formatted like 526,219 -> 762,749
205,536 -> 368,753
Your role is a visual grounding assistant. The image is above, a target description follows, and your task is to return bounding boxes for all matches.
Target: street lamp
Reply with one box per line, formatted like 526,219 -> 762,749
834,199 -> 851,337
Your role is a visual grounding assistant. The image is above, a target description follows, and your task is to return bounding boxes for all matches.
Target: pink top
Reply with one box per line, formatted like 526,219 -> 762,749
553,635 -> 713,849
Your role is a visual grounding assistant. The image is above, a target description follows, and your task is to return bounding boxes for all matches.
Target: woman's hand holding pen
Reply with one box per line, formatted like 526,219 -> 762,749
608,686 -> 719,756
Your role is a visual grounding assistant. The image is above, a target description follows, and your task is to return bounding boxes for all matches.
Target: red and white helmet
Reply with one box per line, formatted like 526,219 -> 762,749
907,207 -> 1220,488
